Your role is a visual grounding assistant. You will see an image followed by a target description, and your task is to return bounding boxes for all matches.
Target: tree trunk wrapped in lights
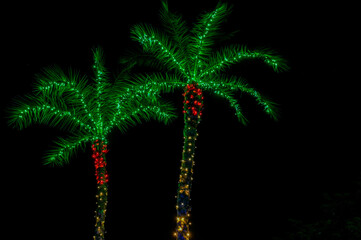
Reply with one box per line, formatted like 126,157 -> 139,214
176,83 -> 203,240
92,139 -> 109,240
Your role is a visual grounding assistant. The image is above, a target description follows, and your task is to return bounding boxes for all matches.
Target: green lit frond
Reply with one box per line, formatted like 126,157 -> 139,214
130,72 -> 186,95
92,47 -> 112,89
240,85 -> 279,120
92,47 -> 113,133
8,94 -> 94,132
204,75 -> 279,120
130,24 -> 189,78
159,0 -> 189,55
107,97 -> 177,134
198,80 -> 247,124
36,66 -> 90,101
44,135 -> 92,166
119,45 -> 170,74
203,45 -> 289,77
136,98 -> 177,125
113,72 -> 185,111
189,2 -> 230,64
34,66 -> 98,127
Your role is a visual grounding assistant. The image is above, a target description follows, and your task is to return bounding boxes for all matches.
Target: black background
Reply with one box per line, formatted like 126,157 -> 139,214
2,1 -> 357,239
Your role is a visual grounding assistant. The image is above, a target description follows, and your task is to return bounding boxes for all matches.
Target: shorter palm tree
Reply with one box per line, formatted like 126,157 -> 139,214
8,48 -> 176,240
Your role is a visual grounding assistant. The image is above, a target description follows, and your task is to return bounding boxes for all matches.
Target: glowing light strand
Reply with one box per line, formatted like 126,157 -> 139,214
137,33 -> 190,79
200,50 -> 282,78
16,104 -> 94,132
45,136 -> 92,166
194,8 -> 220,77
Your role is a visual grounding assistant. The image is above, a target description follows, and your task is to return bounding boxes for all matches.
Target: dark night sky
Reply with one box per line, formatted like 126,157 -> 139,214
2,1 -> 357,239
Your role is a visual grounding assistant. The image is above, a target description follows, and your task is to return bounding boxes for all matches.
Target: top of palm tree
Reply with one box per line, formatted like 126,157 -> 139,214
125,0 -> 288,124
8,47 -> 177,166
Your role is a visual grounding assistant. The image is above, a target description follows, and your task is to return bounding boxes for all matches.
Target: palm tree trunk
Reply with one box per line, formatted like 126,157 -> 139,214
92,139 -> 109,240
175,83 -> 203,240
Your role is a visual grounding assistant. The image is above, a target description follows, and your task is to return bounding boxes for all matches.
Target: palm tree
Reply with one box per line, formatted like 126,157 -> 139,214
124,1 -> 288,239
8,47 -> 176,240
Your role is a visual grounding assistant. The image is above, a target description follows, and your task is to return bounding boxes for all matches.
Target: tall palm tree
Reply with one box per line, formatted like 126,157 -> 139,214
124,1 -> 288,239
8,48 -> 176,240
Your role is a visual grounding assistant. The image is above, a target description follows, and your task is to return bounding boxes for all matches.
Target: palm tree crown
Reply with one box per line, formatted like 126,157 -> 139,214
9,47 -> 176,166
128,1 -> 288,124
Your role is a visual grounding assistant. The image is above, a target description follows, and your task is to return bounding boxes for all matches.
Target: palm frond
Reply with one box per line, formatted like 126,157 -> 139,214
205,75 -> 279,120
138,98 -> 178,125
189,2 -> 230,65
92,47 -> 112,127
198,80 -> 248,124
8,94 -> 94,132
118,45 -> 170,73
106,96 -> 177,134
159,0 -> 189,56
112,72 -> 185,113
34,66 -> 98,127
92,47 -> 109,81
44,134 -> 92,166
130,72 -> 186,94
120,98 -> 177,128
240,84 -> 279,120
202,45 -> 289,77
130,23 -> 190,78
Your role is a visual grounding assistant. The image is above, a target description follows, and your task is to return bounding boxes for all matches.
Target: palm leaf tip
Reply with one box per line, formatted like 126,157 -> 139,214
7,96 -> 37,130
43,155 -> 64,167
43,136 -> 90,166
263,100 -> 279,121
147,100 -> 178,125
43,150 -> 69,167
235,109 -> 248,125
257,48 -> 289,73
159,0 -> 189,47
